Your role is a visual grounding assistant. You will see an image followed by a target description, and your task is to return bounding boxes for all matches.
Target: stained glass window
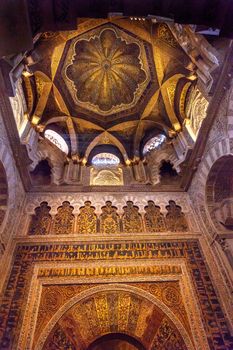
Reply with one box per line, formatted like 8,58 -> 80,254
44,129 -> 69,155
92,153 -> 120,166
143,134 -> 166,155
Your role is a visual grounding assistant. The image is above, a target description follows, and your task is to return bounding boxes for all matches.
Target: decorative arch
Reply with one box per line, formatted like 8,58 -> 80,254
85,132 -> 129,164
36,284 -> 194,350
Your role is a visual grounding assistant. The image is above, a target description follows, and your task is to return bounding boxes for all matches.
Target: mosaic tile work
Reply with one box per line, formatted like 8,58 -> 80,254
0,241 -> 232,349
35,281 -> 191,350
42,288 -> 188,350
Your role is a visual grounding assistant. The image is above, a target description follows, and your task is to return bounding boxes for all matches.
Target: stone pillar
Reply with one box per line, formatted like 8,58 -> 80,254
132,160 -> 147,183
64,160 -> 82,184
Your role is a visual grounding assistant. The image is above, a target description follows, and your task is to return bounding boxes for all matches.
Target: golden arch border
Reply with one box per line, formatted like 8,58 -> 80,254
36,284 -> 194,350
17,259 -> 209,350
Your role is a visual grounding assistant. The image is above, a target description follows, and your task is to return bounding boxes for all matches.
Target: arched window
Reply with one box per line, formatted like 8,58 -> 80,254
92,153 -> 120,167
44,129 -> 69,155
90,153 -> 123,185
143,134 -> 166,156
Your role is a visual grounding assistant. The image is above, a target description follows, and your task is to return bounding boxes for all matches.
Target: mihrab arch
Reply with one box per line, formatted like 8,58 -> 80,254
36,284 -> 194,350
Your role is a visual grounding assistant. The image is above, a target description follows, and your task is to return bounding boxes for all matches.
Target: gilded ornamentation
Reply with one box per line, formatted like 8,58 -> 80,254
53,201 -> 74,235
144,201 -> 166,232
157,24 -> 180,49
185,86 -> 209,136
90,167 -> 123,186
38,289 -> 190,350
2,241 -> 233,350
66,27 -> 147,115
39,265 -> 181,279
36,282 -> 189,349
43,325 -> 76,350
151,319 -> 187,350
94,295 -> 110,333
35,75 -> 46,100
162,286 -> 181,307
165,200 -> 188,232
26,198 -> 191,235
71,304 -> 94,345
122,201 -> 143,233
28,202 -> 52,235
100,201 -> 120,234
77,201 -> 97,234
117,293 -> 131,332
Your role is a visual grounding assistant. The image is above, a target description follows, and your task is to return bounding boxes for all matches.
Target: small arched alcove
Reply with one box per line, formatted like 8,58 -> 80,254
30,159 -> 52,186
206,155 -> 233,231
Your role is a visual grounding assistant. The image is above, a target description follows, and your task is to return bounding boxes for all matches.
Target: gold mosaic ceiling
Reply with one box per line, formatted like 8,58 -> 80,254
23,18 -> 193,159
64,26 -> 149,115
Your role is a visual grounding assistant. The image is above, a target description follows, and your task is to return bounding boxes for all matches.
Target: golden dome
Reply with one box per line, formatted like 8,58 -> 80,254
65,27 -> 147,115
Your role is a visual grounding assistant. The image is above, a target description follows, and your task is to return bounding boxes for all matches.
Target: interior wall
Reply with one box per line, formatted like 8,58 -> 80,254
0,188 -> 232,349
188,80 -> 233,327
0,100 -> 25,291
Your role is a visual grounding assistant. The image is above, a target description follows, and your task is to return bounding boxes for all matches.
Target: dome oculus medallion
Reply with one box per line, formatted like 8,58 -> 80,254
62,25 -> 150,116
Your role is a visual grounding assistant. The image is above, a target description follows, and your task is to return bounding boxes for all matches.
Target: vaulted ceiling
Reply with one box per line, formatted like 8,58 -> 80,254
23,18 -> 193,161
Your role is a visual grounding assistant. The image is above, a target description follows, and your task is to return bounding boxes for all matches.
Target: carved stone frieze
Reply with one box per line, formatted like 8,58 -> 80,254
122,201 -> 143,233
77,201 -> 97,234
144,201 -> 166,232
28,202 -> 52,235
53,201 -> 74,235
165,200 -> 188,232
100,201 -> 120,234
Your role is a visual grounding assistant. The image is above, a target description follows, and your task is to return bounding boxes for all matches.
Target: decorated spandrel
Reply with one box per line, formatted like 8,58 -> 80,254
77,201 -> 97,234
122,201 -> 143,233
53,201 -> 74,235
144,201 -> 166,232
152,318 -> 187,350
165,200 -> 188,232
100,201 -> 120,234
28,201 -> 52,235
43,325 -> 76,350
